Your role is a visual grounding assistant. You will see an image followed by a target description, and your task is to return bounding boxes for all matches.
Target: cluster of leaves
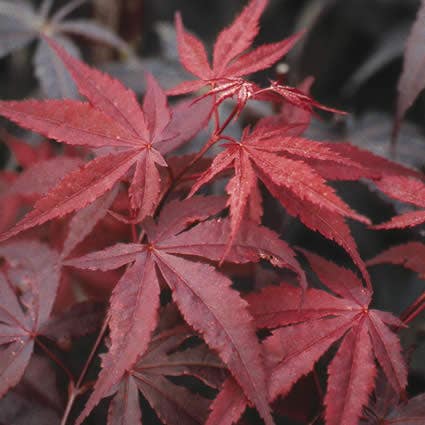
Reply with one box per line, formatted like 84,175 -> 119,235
0,1 -> 424,424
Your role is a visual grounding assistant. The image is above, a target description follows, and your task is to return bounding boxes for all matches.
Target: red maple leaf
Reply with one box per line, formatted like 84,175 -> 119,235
243,250 -> 408,425
205,376 -> 249,425
65,196 -> 306,425
0,240 -> 61,398
108,313 -> 225,425
0,38 -> 212,242
168,0 -> 303,111
0,239 -> 106,397
188,116 -> 372,281
168,0 -> 346,118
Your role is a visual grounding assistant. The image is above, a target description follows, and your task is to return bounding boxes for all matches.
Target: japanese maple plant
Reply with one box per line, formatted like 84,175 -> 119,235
0,0 -> 424,424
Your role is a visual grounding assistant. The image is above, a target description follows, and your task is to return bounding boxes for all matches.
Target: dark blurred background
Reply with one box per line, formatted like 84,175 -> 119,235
1,0 -> 424,117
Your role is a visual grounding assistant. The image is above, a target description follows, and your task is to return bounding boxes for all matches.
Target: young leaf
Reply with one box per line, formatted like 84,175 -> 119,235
169,0 -> 303,110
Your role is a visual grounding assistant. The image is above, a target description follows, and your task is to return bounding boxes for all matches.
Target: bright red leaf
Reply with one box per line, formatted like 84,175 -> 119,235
189,117 -> 371,281
168,0 -> 303,111
0,38 -> 212,242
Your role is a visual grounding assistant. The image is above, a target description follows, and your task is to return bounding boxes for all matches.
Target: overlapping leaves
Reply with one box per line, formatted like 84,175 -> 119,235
0,240 -> 59,397
66,196 -> 306,425
246,251 -> 408,425
0,1 -> 422,424
108,316 -> 225,425
188,117 -> 372,281
0,39 -> 212,241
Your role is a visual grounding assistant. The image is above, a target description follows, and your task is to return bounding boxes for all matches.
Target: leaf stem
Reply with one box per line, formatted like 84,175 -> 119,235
60,316 -> 109,425
216,103 -> 239,136
60,384 -> 77,425
400,292 -> 425,325
35,338 -> 75,383
155,102 -> 240,212
169,102 -> 240,187
213,103 -> 221,133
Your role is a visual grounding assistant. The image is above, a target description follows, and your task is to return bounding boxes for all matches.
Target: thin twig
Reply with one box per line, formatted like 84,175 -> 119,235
400,292 -> 425,326
35,338 -> 75,383
60,317 -> 109,425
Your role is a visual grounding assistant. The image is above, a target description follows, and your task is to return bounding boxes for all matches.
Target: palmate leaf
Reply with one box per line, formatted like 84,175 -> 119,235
0,238 -> 108,405
107,324 -> 224,425
0,240 -> 60,397
0,40 -> 212,242
224,251 -> 408,425
168,0 -> 303,109
189,117 -> 372,282
66,196 -> 306,425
